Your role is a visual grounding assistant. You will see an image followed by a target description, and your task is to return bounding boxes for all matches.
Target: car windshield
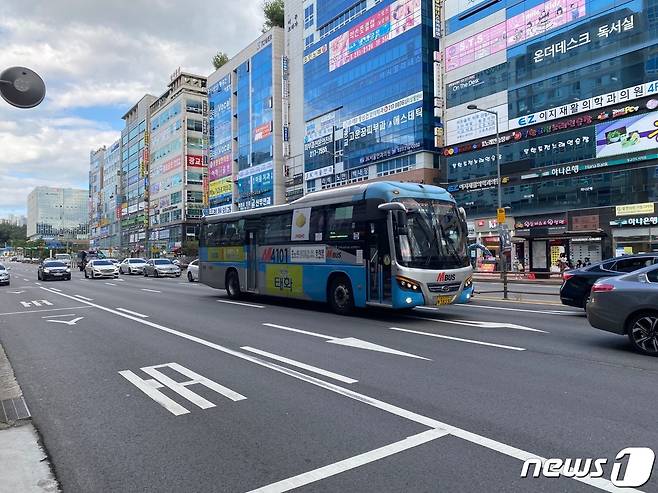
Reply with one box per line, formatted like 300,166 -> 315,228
392,198 -> 470,270
154,259 -> 172,265
129,259 -> 146,263
93,260 -> 113,266
55,254 -> 70,259
44,261 -> 66,267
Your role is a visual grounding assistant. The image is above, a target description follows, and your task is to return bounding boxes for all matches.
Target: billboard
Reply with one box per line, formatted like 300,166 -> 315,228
596,110 -> 658,158
328,0 -> 421,72
506,0 -> 586,47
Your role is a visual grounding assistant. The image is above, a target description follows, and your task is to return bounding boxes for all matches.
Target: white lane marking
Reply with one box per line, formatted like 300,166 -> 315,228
34,282 -> 41,286
450,304 -> 580,316
41,314 -> 76,318
388,327 -> 526,351
49,287 -> 62,292
105,282 -> 117,286
116,307 -> 149,318
38,287 -> 625,493
116,278 -> 125,282
262,323 -> 430,360
118,370 -> 190,416
248,429 -> 449,493
241,347 -> 358,384
46,317 -> 84,326
217,299 -> 264,308
23,279 -> 29,281
0,306 -> 90,316
120,362 -> 247,416
7,291 -> 25,294
140,288 -> 161,293
409,316 -> 547,333
262,322 -> 329,339
73,295 -> 93,301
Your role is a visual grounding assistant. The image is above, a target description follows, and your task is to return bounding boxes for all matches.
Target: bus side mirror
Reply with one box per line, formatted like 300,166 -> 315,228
458,207 -> 467,222
395,210 -> 408,234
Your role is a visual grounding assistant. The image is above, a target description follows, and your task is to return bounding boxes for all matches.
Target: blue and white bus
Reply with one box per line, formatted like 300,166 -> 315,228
199,181 -> 473,314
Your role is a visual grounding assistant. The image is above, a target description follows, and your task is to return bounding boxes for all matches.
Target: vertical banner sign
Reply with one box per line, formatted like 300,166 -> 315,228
433,0 -> 441,39
282,56 -> 290,157
143,130 -> 150,227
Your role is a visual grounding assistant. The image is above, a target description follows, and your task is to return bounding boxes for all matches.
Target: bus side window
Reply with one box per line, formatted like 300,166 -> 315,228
261,213 -> 292,243
309,209 -> 325,242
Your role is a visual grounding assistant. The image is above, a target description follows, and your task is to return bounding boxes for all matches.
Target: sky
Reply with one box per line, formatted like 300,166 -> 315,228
0,0 -> 264,217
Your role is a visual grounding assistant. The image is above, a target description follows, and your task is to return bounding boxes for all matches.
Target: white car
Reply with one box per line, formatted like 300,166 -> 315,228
187,259 -> 199,282
84,259 -> 119,279
0,263 -> 10,286
119,258 -> 148,275
54,253 -> 72,267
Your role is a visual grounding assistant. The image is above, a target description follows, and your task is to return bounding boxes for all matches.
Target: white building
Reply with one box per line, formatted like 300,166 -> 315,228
27,187 -> 88,241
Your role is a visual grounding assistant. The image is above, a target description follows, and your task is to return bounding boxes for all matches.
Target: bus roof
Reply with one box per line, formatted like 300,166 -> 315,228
203,181 -> 454,222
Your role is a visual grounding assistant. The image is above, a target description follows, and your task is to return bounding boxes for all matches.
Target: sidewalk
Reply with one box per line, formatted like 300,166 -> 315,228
0,344 -> 59,493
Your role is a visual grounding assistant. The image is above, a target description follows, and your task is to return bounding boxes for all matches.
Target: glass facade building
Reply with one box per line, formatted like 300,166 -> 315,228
27,187 -> 89,242
147,72 -> 207,253
88,140 -> 122,251
206,29 -> 285,215
301,0 -> 442,192
441,0 -> 658,268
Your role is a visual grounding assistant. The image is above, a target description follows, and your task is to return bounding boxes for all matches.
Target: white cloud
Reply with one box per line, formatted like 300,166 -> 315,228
0,1 -> 265,215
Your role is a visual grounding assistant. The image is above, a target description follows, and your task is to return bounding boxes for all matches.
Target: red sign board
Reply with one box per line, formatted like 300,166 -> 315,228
187,155 -> 203,167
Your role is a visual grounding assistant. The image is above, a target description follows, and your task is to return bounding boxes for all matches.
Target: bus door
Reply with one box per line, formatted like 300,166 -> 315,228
367,220 -> 392,304
247,230 -> 257,291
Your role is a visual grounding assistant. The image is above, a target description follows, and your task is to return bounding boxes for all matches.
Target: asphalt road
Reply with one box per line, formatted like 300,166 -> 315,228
1,261 -> 657,492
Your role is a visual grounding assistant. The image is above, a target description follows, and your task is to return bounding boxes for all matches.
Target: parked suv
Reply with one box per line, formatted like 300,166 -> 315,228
560,254 -> 658,309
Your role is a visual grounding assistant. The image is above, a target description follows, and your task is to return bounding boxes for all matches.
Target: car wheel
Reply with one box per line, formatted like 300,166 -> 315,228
328,275 -> 354,315
188,271 -> 194,282
626,312 -> 658,356
84,270 -> 88,279
37,272 -> 41,280
154,270 -> 159,278
583,295 -> 590,311
226,270 -> 241,299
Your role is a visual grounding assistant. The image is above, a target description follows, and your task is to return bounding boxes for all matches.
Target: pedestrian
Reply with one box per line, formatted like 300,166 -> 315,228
576,259 -> 583,269
584,257 -> 591,266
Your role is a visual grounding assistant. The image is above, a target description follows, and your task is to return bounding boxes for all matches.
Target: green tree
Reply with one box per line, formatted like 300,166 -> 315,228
212,52 -> 229,70
262,0 -> 284,31
181,240 -> 199,258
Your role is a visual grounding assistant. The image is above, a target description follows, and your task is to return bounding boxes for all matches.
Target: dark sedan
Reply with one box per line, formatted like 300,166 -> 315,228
38,260 -> 72,281
586,264 -> 658,356
560,254 -> 658,309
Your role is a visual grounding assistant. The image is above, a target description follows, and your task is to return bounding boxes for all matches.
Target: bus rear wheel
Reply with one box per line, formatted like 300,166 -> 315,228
226,270 -> 241,299
329,276 -> 354,315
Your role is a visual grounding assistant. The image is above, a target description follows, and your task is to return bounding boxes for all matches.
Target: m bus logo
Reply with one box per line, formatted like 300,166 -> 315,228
437,272 -> 456,282
521,447 -> 655,488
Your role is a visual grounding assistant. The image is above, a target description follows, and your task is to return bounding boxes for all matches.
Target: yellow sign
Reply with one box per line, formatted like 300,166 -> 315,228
615,202 -> 655,216
265,264 -> 303,297
207,247 -> 245,262
209,177 -> 232,198
497,208 -> 506,224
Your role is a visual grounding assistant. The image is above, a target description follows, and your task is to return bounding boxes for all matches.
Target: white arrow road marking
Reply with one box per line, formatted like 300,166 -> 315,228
39,286 -> 631,493
248,428 -> 449,493
46,317 -> 84,326
20,300 -> 53,308
261,323 -> 430,360
410,316 -> 547,333
327,337 -> 430,360
388,327 -> 526,351
241,347 -> 358,384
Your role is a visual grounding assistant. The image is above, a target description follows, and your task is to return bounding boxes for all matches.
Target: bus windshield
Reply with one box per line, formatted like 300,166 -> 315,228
394,199 -> 469,270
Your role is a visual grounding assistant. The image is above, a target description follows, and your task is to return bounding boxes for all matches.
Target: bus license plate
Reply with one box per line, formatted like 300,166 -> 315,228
437,295 -> 454,306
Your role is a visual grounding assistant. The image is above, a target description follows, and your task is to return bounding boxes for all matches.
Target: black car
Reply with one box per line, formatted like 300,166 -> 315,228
38,260 -> 72,281
560,254 -> 658,308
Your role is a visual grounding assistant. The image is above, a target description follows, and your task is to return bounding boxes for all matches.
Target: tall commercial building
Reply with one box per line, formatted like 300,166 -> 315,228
0,214 -> 26,227
298,0 -> 443,193
27,187 -> 88,242
440,0 -> 658,269
148,70 -> 207,252
88,146 -> 105,247
120,94 -> 156,255
206,28 -> 286,214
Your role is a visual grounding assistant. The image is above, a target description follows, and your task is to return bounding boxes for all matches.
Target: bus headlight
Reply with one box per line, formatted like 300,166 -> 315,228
463,276 -> 473,289
396,276 -> 421,291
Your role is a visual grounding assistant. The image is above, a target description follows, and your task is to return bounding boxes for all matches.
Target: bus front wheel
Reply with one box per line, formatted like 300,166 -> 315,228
329,276 -> 354,315
226,270 -> 241,299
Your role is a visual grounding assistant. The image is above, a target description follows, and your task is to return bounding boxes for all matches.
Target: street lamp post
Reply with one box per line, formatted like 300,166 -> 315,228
467,104 -> 508,299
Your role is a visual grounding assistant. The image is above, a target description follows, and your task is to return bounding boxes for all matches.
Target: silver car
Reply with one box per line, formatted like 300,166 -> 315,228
586,263 -> 658,356
119,258 -> 148,275
85,259 -> 119,279
144,258 -> 181,278
0,263 -> 10,286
